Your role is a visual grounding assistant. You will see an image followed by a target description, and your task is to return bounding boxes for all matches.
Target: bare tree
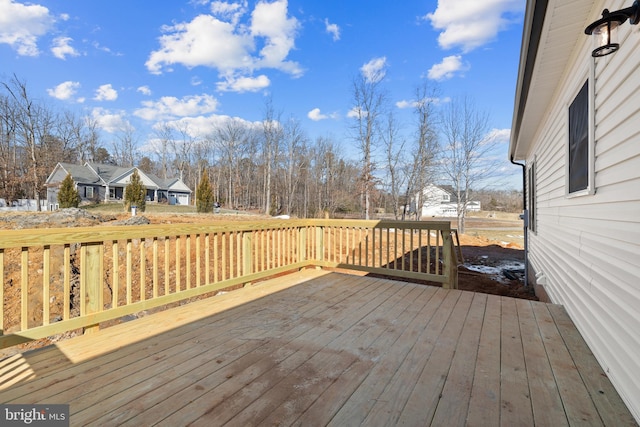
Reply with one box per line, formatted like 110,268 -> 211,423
281,117 -> 306,215
261,98 -> 282,215
351,70 -> 386,219
406,83 -> 440,220
381,110 -> 406,219
439,96 -> 497,233
0,93 -> 22,203
2,75 -> 54,210
214,118 -> 249,208
154,123 -> 174,179
79,116 -> 101,164
172,121 -> 196,189
112,122 -> 138,167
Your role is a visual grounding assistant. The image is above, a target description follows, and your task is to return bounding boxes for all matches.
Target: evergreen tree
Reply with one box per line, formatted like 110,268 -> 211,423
196,169 -> 215,213
58,173 -> 81,208
124,169 -> 146,212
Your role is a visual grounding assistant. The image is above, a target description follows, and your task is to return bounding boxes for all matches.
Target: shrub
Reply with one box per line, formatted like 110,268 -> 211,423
124,169 -> 147,212
58,173 -> 81,208
196,169 -> 215,213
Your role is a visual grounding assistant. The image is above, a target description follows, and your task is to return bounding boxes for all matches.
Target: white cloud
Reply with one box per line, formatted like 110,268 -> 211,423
91,107 -> 130,133
347,107 -> 368,119
308,108 -> 325,121
360,57 -> 387,83
47,81 -> 80,100
396,96 -> 451,109
426,0 -> 524,52
146,14 -> 253,75
92,41 -> 120,55
94,84 -> 118,101
146,0 -> 301,91
250,0 -> 301,75
137,85 -> 152,96
395,100 -> 414,109
152,114 -> 261,140
216,74 -> 270,92
428,55 -> 467,81
51,36 -> 79,59
134,94 -> 219,121
210,1 -> 247,25
484,128 -> 511,144
324,18 -> 340,41
0,0 -> 55,56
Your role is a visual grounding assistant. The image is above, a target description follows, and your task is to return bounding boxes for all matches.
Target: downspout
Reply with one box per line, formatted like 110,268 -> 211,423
510,156 -> 528,287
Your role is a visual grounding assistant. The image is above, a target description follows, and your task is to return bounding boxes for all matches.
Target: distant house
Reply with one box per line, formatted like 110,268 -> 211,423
45,162 -> 192,210
510,0 -> 640,421
414,184 -> 481,217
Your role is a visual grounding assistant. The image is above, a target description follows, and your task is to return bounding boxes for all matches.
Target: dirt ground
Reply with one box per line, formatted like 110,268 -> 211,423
0,208 -> 533,303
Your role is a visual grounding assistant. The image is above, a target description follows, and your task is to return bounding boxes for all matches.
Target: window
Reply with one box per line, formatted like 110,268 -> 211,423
568,80 -> 590,194
85,186 -> 94,198
528,160 -> 536,233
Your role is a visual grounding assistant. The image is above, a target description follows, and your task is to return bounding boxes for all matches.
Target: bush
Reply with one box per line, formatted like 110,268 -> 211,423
58,173 -> 81,208
124,169 -> 146,212
196,170 -> 215,213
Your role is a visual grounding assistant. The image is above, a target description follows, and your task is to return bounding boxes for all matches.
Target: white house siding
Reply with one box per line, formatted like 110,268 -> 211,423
524,1 -> 640,420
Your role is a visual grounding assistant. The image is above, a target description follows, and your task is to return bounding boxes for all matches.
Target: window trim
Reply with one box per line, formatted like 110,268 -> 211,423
565,62 -> 596,197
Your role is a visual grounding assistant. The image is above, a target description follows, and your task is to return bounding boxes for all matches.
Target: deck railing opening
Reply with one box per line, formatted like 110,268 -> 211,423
0,219 -> 457,349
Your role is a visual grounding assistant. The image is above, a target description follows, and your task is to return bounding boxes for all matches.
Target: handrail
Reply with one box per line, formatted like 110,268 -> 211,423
0,219 -> 457,349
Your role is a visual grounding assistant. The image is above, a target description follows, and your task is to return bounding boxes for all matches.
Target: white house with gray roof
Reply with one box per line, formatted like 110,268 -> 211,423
45,162 -> 192,210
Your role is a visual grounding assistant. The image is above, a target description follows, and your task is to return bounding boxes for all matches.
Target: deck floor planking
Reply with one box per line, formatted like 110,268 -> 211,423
0,269 -> 635,426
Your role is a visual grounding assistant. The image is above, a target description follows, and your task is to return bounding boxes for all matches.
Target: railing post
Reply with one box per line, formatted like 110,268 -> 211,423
242,231 -> 253,286
442,231 -> 459,289
298,226 -> 307,264
315,225 -> 324,266
82,242 -> 103,334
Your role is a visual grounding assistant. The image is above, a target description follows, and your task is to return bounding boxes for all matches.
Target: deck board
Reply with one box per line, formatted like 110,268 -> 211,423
466,294 -> 502,426
500,297 -> 534,426
0,270 -> 635,426
516,299 -> 569,427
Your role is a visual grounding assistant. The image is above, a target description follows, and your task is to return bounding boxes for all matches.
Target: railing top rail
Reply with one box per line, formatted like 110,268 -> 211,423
305,219 -> 452,230
0,218 -> 452,249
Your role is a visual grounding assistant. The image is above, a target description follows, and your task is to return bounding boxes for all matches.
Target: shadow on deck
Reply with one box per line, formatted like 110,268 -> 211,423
0,270 -> 635,426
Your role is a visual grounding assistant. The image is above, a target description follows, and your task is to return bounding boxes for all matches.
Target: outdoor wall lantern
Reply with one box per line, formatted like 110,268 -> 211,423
585,0 -> 640,57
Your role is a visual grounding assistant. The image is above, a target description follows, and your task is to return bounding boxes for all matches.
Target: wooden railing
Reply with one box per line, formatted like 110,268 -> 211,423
0,219 -> 457,349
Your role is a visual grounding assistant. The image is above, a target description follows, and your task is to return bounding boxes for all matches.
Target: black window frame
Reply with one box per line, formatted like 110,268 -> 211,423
568,80 -> 590,194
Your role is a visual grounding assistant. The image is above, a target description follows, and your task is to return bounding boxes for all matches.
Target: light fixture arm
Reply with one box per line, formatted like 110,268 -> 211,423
620,0 -> 640,24
585,0 -> 640,35
585,1 -> 639,57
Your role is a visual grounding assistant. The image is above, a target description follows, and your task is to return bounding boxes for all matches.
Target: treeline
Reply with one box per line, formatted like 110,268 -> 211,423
1,75 -> 521,219
0,76 -> 369,217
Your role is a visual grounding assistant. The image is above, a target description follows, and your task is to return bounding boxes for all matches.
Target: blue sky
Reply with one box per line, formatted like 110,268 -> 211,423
0,0 -> 525,189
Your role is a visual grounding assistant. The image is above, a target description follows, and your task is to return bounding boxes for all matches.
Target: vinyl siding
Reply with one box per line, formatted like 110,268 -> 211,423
525,2 -> 640,419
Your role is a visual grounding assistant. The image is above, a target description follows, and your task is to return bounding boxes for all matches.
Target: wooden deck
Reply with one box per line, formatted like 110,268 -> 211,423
0,270 -> 635,426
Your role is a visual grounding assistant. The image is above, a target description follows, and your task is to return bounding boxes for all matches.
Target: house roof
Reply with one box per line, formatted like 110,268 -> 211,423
58,163 -> 103,185
509,0 -> 597,160
85,163 -> 133,184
